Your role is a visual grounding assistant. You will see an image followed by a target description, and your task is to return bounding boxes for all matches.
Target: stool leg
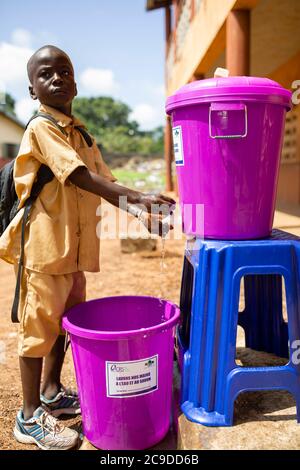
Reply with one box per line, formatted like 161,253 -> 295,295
239,274 -> 288,358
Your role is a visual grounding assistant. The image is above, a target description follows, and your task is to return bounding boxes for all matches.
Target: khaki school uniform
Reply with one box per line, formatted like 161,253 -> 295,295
0,104 -> 116,357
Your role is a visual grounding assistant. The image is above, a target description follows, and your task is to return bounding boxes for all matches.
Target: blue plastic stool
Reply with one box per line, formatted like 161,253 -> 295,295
178,229 -> 300,426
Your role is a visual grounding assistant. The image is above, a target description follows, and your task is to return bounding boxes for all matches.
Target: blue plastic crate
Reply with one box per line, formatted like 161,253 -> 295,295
178,229 -> 300,426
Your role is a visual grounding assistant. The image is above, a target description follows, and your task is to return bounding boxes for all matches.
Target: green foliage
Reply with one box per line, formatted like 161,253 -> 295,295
113,168 -> 165,191
2,93 -> 16,116
73,96 -> 163,156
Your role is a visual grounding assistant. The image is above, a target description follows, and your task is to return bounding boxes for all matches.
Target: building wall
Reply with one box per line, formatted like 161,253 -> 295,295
200,0 -> 300,81
166,0 -> 300,206
251,0 -> 300,78
166,0 -> 236,94
0,114 -> 24,158
276,102 -> 300,207
0,114 -> 24,144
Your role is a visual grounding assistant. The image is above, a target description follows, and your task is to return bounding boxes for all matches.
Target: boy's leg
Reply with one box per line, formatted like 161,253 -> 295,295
17,354 -> 79,450
41,271 -> 86,401
14,269 -> 80,449
41,335 -> 65,399
19,356 -> 43,420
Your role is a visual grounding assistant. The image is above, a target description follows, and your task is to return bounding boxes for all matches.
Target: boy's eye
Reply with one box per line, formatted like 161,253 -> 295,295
63,70 -> 70,76
40,70 -> 50,78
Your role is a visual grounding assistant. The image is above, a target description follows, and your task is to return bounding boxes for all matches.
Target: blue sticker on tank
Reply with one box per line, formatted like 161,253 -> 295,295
172,126 -> 184,166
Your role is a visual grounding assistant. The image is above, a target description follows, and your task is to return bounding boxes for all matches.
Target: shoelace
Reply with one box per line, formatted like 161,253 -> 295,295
60,386 -> 78,398
37,411 -> 64,439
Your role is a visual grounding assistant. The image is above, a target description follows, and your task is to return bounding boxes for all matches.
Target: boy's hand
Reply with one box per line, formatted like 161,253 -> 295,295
140,212 -> 174,238
138,193 -> 176,215
135,193 -> 176,237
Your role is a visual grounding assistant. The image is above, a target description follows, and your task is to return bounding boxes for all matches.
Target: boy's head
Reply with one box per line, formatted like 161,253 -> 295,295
27,45 -> 77,111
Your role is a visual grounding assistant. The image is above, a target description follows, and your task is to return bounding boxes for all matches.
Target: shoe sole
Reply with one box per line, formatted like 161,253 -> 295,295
13,426 -> 78,451
46,407 -> 81,418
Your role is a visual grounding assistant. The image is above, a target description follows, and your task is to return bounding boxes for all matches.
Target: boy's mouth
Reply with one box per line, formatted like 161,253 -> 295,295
52,88 -> 68,95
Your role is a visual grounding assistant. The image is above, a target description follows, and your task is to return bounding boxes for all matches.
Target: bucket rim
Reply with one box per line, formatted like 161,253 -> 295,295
166,93 -> 292,114
62,295 -> 181,340
165,77 -> 292,114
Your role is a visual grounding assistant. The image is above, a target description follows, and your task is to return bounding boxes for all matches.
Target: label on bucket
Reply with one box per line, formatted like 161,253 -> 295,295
106,355 -> 158,398
172,126 -> 184,166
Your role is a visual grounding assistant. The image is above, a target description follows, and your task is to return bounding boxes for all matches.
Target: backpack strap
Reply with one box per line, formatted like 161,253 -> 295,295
75,126 -> 93,147
11,165 -> 55,323
11,202 -> 31,323
26,112 -> 68,136
11,121 -> 57,323
11,113 -> 93,323
26,112 -> 93,147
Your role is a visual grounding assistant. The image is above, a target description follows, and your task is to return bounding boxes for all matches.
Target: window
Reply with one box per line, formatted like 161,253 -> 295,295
1,143 -> 19,159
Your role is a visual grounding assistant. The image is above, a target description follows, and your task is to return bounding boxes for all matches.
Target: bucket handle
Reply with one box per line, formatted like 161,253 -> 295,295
64,331 -> 70,353
209,102 -> 248,139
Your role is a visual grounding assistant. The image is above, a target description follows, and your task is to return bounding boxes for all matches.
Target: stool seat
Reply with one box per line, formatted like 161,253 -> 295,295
178,229 -> 300,426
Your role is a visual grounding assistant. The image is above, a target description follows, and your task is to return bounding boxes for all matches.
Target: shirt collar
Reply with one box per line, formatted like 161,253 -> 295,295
38,104 -> 85,128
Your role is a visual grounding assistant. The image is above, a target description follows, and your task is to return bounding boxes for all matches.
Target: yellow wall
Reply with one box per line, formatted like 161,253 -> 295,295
167,0 -> 236,94
251,0 -> 300,78
166,0 -> 300,205
0,114 -> 24,147
167,0 -> 300,90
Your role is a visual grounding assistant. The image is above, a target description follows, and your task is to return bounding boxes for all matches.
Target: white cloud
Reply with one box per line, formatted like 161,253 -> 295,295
15,97 -> 38,124
153,84 -> 165,97
11,28 -> 33,49
79,68 -> 120,96
0,42 -> 33,88
0,29 -> 60,99
35,30 -> 59,46
130,103 -> 164,130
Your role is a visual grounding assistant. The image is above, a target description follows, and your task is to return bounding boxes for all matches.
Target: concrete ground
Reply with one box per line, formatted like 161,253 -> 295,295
81,208 -> 300,451
274,207 -> 300,236
177,208 -> 300,450
1,206 -> 300,450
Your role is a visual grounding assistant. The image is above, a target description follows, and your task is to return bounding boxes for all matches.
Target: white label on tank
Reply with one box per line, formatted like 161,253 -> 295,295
172,125 -> 184,166
106,355 -> 158,398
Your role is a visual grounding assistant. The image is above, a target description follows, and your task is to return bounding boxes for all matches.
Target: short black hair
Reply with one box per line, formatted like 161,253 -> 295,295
27,45 -> 72,83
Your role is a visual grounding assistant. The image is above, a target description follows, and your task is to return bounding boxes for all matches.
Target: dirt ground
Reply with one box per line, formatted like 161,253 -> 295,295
0,236 -> 185,450
2,208 -> 300,451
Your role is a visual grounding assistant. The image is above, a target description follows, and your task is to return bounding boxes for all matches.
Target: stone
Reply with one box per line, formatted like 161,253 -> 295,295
79,437 -> 98,450
120,237 -> 157,254
177,348 -> 300,450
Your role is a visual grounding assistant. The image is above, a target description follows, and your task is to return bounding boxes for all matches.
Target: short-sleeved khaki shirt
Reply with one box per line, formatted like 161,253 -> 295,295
0,104 -> 116,274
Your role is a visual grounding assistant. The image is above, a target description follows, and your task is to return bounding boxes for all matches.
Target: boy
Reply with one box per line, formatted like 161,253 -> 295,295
0,45 -> 175,450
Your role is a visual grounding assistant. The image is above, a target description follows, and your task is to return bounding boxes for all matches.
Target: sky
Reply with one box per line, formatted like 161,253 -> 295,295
0,0 -> 166,130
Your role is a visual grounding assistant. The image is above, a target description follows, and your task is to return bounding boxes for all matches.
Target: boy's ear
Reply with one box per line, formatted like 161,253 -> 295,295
74,82 -> 78,97
29,85 -> 38,100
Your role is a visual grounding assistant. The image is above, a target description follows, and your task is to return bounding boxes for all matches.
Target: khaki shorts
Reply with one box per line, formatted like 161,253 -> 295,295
15,267 -> 86,358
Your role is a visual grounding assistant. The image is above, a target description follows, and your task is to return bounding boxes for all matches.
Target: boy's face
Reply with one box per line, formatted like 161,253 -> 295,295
29,48 -> 77,110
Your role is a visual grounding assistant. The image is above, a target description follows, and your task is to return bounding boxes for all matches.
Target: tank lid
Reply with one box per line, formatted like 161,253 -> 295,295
166,76 -> 292,113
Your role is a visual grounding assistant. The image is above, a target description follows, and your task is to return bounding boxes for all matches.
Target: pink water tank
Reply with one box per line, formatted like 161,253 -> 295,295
166,77 -> 292,239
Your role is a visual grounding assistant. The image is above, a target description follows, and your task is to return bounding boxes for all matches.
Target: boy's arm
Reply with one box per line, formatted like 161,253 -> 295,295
68,167 -> 175,236
68,166 -> 175,211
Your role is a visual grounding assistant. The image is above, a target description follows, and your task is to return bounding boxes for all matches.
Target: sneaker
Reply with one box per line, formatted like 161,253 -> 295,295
14,407 -> 79,450
40,386 -> 81,417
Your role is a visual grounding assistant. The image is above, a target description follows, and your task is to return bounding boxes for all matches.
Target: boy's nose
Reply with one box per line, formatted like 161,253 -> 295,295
52,72 -> 63,84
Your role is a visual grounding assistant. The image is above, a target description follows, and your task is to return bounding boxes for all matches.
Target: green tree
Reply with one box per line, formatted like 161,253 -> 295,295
72,97 -> 138,136
1,93 -> 16,116
72,96 -> 163,156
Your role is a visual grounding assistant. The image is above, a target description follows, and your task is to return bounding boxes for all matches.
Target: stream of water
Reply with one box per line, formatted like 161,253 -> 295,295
159,236 -> 167,304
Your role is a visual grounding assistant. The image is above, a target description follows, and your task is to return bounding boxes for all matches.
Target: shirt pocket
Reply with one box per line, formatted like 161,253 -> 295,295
76,145 -> 115,181
76,146 -> 97,172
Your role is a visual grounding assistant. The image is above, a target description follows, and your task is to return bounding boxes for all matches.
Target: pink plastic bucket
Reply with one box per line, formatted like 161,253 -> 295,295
166,77 -> 292,239
62,296 -> 180,450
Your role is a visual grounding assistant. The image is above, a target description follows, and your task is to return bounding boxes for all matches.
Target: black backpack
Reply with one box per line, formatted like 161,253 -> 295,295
0,112 -> 93,323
